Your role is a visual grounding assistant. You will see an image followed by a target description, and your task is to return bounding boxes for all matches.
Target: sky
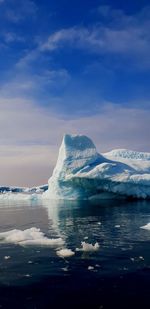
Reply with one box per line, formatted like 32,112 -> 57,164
0,0 -> 150,186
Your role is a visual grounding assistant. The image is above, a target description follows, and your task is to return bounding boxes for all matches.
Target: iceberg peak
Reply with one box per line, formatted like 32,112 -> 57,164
52,134 -> 101,178
59,134 -> 99,166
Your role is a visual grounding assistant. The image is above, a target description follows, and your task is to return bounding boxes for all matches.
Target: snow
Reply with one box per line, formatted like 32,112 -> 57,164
76,241 -> 100,252
43,134 -> 150,200
140,223 -> 150,230
56,248 -> 75,258
0,227 -> 64,246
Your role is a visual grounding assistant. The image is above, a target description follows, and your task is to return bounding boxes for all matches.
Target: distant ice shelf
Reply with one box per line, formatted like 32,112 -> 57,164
0,185 -> 48,201
0,184 -> 48,194
43,134 -> 150,200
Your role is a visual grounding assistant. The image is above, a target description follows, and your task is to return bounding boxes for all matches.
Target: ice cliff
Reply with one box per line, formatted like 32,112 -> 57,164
43,134 -> 150,200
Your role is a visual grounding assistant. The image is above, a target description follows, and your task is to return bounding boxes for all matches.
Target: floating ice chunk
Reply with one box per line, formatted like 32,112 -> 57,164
88,266 -> 94,270
25,274 -> 31,278
61,267 -> 69,272
115,225 -> 121,228
56,248 -> 75,258
140,223 -> 150,230
0,227 -> 64,247
139,256 -> 144,260
130,257 -> 135,262
76,241 -> 99,252
4,256 -> 11,260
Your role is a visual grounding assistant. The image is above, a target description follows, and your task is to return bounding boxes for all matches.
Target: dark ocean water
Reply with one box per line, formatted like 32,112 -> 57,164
0,198 -> 150,308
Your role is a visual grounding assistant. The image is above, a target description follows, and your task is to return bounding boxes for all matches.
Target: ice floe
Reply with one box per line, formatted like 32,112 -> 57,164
56,248 -> 75,258
0,227 -> 64,246
76,241 -> 100,252
140,223 -> 150,230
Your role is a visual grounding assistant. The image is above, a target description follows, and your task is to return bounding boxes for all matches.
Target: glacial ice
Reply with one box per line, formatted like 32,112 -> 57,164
140,223 -> 150,230
76,241 -> 100,252
0,185 -> 48,194
0,227 -> 64,246
43,134 -> 150,200
56,248 -> 75,258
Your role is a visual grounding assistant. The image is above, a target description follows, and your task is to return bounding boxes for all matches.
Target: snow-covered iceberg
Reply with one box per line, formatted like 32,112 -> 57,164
43,134 -> 150,200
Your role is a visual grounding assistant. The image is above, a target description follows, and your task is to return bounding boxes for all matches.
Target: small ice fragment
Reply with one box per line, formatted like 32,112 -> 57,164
140,223 -> 150,230
4,256 -> 11,260
123,267 -> 128,271
84,236 -> 88,240
130,257 -> 135,262
76,241 -> 99,252
97,222 -> 101,225
28,261 -> 33,264
88,266 -> 94,270
139,256 -> 144,260
115,225 -> 120,228
61,267 -> 68,272
25,274 -> 31,277
0,228 -> 64,247
56,249 -> 75,258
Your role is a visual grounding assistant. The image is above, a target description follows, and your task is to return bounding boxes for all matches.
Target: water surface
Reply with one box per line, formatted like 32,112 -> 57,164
0,199 -> 150,308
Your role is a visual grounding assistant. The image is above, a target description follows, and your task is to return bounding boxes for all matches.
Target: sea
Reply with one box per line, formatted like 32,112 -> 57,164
0,198 -> 150,308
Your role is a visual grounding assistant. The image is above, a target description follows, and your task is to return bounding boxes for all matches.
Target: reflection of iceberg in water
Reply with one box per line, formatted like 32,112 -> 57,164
43,199 -> 150,251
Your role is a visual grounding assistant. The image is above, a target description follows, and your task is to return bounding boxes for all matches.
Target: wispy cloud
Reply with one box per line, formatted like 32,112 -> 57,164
5,0 -> 37,23
0,67 -> 70,100
40,6 -> 150,68
2,31 -> 25,43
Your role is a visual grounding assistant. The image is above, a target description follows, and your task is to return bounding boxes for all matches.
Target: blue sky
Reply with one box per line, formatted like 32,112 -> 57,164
0,0 -> 150,186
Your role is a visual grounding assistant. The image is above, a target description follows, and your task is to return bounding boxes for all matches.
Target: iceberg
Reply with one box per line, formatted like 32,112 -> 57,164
43,134 -> 150,200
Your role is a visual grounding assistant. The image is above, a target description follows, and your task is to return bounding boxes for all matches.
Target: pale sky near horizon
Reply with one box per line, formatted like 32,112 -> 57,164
0,0 -> 150,186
